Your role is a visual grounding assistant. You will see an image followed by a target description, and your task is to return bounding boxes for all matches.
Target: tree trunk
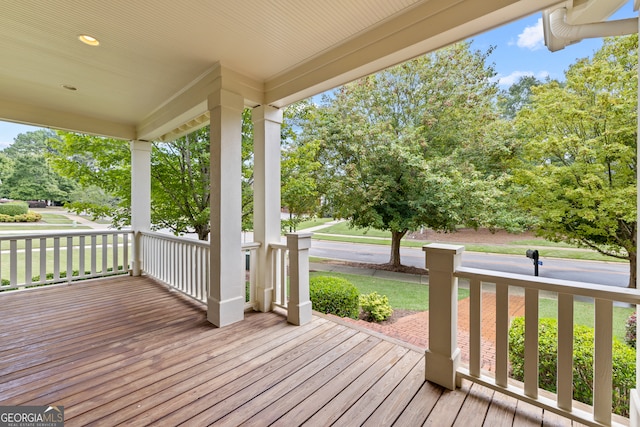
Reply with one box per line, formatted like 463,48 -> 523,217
389,229 -> 408,267
196,225 -> 209,241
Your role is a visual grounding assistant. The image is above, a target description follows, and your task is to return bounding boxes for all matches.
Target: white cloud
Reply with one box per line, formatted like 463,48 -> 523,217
516,18 -> 544,51
495,70 -> 550,87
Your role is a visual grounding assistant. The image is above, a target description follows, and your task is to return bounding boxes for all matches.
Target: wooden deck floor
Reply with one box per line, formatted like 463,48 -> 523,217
1,275 -> 584,426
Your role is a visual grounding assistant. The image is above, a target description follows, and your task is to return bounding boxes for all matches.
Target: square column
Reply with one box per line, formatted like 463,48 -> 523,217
130,140 -> 152,276
207,88 -> 246,327
423,243 -> 464,390
252,105 -> 283,312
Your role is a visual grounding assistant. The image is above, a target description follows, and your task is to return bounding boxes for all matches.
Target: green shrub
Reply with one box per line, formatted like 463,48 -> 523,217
0,212 -> 42,222
509,316 -> 636,417
625,312 -> 636,348
310,276 -> 359,319
359,292 -> 393,322
0,202 -> 29,216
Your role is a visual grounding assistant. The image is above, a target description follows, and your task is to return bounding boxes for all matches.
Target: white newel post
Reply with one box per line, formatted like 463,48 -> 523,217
130,140 -> 151,276
423,243 -> 464,390
207,88 -> 245,327
286,233 -> 312,325
632,13 -> 640,427
253,105 -> 283,312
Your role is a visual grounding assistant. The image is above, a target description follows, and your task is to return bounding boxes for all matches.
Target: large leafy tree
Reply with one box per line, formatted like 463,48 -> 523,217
1,130 -> 76,202
515,35 -> 637,287
48,110 -> 255,240
300,42 -> 515,267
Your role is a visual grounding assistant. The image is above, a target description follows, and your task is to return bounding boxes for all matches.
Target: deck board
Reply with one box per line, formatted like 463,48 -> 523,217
0,275 -> 605,426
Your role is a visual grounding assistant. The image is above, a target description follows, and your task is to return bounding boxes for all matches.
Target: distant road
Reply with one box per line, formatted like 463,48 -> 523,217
309,240 -> 630,288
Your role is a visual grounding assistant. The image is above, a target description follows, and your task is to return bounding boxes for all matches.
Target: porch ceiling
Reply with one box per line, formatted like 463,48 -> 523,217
0,0 -> 566,141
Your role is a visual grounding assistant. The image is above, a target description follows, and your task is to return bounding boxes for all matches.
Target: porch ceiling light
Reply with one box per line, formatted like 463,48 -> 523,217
78,34 -> 100,46
61,84 -> 77,91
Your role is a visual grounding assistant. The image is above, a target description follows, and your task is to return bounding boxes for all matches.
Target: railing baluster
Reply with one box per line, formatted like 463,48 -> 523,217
39,237 -> 46,283
10,239 -> 17,287
79,236 -> 85,278
25,239 -> 32,285
66,236 -> 73,282
524,287 -> 539,399
123,233 -> 129,273
495,282 -> 509,388
53,237 -> 60,280
469,278 -> 482,377
101,234 -> 107,273
557,292 -> 574,411
594,298 -> 613,425
113,233 -> 119,273
91,235 -> 97,275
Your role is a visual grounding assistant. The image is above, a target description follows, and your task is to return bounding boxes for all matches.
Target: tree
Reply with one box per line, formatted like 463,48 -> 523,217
515,35 -> 637,288
48,110 -> 256,241
300,42 -> 513,267
281,101 -> 322,231
497,75 -> 544,119
1,130 -> 77,202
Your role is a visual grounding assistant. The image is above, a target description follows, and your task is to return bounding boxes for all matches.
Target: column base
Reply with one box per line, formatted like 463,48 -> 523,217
130,260 -> 142,277
287,301 -> 312,326
255,286 -> 273,313
207,295 -> 245,327
425,347 -> 461,390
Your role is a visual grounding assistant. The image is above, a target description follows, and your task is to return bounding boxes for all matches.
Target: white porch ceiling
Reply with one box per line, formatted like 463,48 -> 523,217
1,0 -> 567,141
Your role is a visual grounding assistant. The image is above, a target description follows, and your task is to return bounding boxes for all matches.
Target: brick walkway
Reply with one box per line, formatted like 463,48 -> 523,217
339,292 -> 526,372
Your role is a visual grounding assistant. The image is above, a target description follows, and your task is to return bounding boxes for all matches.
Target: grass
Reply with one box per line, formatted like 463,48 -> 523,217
309,270 -> 633,342
297,217 -> 334,230
310,271 -> 469,311
39,213 -> 75,224
537,298 -> 633,342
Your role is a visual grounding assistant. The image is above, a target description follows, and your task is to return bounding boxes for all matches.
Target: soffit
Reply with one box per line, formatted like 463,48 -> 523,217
0,0 -> 564,141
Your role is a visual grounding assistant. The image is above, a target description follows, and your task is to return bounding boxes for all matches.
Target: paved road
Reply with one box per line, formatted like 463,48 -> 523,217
309,240 -> 630,288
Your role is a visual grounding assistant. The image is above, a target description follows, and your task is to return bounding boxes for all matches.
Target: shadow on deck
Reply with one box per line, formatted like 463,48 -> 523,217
0,275 -> 579,426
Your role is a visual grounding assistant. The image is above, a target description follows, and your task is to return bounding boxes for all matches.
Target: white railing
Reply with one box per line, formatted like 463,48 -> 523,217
270,241 -> 289,310
0,230 -> 131,291
424,243 -> 638,427
140,231 -> 260,308
270,233 -> 312,325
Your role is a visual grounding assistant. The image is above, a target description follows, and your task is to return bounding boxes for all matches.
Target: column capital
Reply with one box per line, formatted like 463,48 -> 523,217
253,105 -> 283,124
207,88 -> 244,112
130,140 -> 152,152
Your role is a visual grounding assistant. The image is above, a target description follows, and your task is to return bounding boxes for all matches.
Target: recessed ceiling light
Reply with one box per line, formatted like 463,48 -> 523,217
62,84 -> 77,91
78,34 -> 100,46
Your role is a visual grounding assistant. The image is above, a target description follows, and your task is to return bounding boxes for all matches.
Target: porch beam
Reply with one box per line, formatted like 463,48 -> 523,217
252,105 -> 283,312
207,88 -> 246,327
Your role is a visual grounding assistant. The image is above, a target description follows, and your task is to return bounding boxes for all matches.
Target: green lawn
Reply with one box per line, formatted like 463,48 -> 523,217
310,271 -> 468,311
537,298 -> 633,343
309,270 -> 633,342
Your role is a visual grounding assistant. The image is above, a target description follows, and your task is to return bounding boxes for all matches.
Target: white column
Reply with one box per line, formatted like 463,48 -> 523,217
423,243 -> 464,390
130,140 -> 151,276
253,105 -> 283,312
207,88 -> 245,327
286,232 -> 313,325
633,14 -> 640,427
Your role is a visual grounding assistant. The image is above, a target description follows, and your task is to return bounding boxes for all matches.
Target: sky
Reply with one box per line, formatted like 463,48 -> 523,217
0,1 -> 636,149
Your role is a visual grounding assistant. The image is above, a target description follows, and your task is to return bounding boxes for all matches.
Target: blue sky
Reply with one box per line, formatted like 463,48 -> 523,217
0,1 -> 636,148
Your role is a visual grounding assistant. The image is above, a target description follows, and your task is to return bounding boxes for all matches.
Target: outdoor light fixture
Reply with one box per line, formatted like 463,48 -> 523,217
78,34 -> 100,46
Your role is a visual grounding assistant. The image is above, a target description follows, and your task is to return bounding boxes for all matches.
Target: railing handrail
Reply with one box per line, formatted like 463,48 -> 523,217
0,229 -> 131,241
455,266 -> 640,305
139,230 -> 209,248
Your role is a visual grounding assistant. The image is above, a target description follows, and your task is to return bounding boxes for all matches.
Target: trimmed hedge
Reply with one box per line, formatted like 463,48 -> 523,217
0,212 -> 42,222
0,201 -> 29,216
360,292 -> 393,322
310,276 -> 359,319
509,316 -> 635,417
